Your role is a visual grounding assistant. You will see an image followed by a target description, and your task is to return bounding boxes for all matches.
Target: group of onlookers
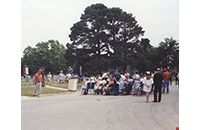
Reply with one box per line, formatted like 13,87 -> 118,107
32,65 -> 179,101
80,68 -> 179,103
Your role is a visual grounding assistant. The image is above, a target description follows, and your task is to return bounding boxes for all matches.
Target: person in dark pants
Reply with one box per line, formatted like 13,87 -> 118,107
169,70 -> 172,85
41,68 -> 45,87
153,68 -> 163,102
112,69 -> 121,96
175,71 -> 179,85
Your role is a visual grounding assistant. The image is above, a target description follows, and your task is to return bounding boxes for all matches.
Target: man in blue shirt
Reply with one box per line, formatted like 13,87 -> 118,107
112,69 -> 121,96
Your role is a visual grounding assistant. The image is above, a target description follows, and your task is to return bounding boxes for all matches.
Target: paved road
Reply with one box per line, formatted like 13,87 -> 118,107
21,84 -> 179,130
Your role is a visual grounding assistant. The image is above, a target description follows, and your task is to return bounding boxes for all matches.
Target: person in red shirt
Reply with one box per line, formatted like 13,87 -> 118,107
33,69 -> 43,98
162,68 -> 172,94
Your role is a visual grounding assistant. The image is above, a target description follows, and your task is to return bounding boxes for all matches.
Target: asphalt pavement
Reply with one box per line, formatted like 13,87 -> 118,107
21,84 -> 179,130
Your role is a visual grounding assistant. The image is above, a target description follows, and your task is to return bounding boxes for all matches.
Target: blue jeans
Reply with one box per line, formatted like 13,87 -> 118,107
113,80 -> 119,95
163,80 -> 169,93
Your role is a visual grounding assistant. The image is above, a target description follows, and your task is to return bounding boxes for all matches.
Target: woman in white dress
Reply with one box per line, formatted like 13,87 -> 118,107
143,71 -> 154,103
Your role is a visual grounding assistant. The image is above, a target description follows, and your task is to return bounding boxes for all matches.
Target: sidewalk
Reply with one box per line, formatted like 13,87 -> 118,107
45,85 -> 68,91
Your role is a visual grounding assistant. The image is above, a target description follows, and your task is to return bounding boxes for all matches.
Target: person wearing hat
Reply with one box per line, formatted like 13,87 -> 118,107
143,71 -> 154,103
33,69 -> 43,98
153,68 -> 163,102
162,68 -> 172,94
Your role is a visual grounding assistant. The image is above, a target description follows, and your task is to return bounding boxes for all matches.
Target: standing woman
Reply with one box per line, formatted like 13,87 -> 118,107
132,70 -> 140,92
119,71 -> 125,94
143,71 -> 154,103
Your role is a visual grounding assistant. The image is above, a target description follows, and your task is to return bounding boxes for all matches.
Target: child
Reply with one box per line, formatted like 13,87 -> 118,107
143,71 -> 154,103
65,72 -> 72,83
81,78 -> 90,94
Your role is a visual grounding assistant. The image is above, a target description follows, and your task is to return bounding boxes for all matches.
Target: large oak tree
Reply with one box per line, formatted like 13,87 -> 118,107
68,3 -> 145,74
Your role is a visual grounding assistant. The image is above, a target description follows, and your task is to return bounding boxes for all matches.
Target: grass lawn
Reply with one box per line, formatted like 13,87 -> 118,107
46,81 -> 68,89
21,79 -> 84,96
21,80 -> 34,86
21,86 -> 67,97
45,80 -> 84,91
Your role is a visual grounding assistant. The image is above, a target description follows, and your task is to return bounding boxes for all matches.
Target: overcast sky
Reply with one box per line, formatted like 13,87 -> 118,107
21,0 -> 179,57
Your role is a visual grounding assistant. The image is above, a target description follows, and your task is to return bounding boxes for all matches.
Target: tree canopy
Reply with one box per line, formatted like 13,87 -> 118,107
21,40 -> 68,75
68,3 -> 145,74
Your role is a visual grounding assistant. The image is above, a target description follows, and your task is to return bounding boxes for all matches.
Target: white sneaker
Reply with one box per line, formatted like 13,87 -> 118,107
34,93 -> 37,96
38,95 -> 41,98
103,92 -> 106,95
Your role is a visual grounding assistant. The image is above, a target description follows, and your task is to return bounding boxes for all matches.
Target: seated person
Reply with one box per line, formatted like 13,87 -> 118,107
102,71 -> 107,80
90,75 -> 97,82
94,77 -> 103,93
81,78 -> 90,94
101,78 -> 108,88
94,77 -> 102,90
124,76 -> 129,86
94,77 -> 107,93
47,72 -> 52,82
127,75 -> 133,85
102,76 -> 114,95
59,71 -> 65,83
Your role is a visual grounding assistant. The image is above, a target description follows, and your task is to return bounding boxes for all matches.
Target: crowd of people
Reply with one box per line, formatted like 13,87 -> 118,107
80,68 -> 179,103
32,65 -> 179,101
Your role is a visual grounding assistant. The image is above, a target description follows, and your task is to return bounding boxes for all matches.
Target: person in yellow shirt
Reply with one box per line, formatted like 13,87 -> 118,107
47,72 -> 52,82
102,76 -> 114,95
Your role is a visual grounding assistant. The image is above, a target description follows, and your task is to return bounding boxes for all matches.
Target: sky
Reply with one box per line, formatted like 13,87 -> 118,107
21,0 -> 179,57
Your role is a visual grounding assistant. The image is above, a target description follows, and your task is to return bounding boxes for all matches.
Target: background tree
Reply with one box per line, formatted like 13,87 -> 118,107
21,40 -> 68,76
156,37 -> 179,71
68,3 -> 145,75
134,38 -> 153,72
